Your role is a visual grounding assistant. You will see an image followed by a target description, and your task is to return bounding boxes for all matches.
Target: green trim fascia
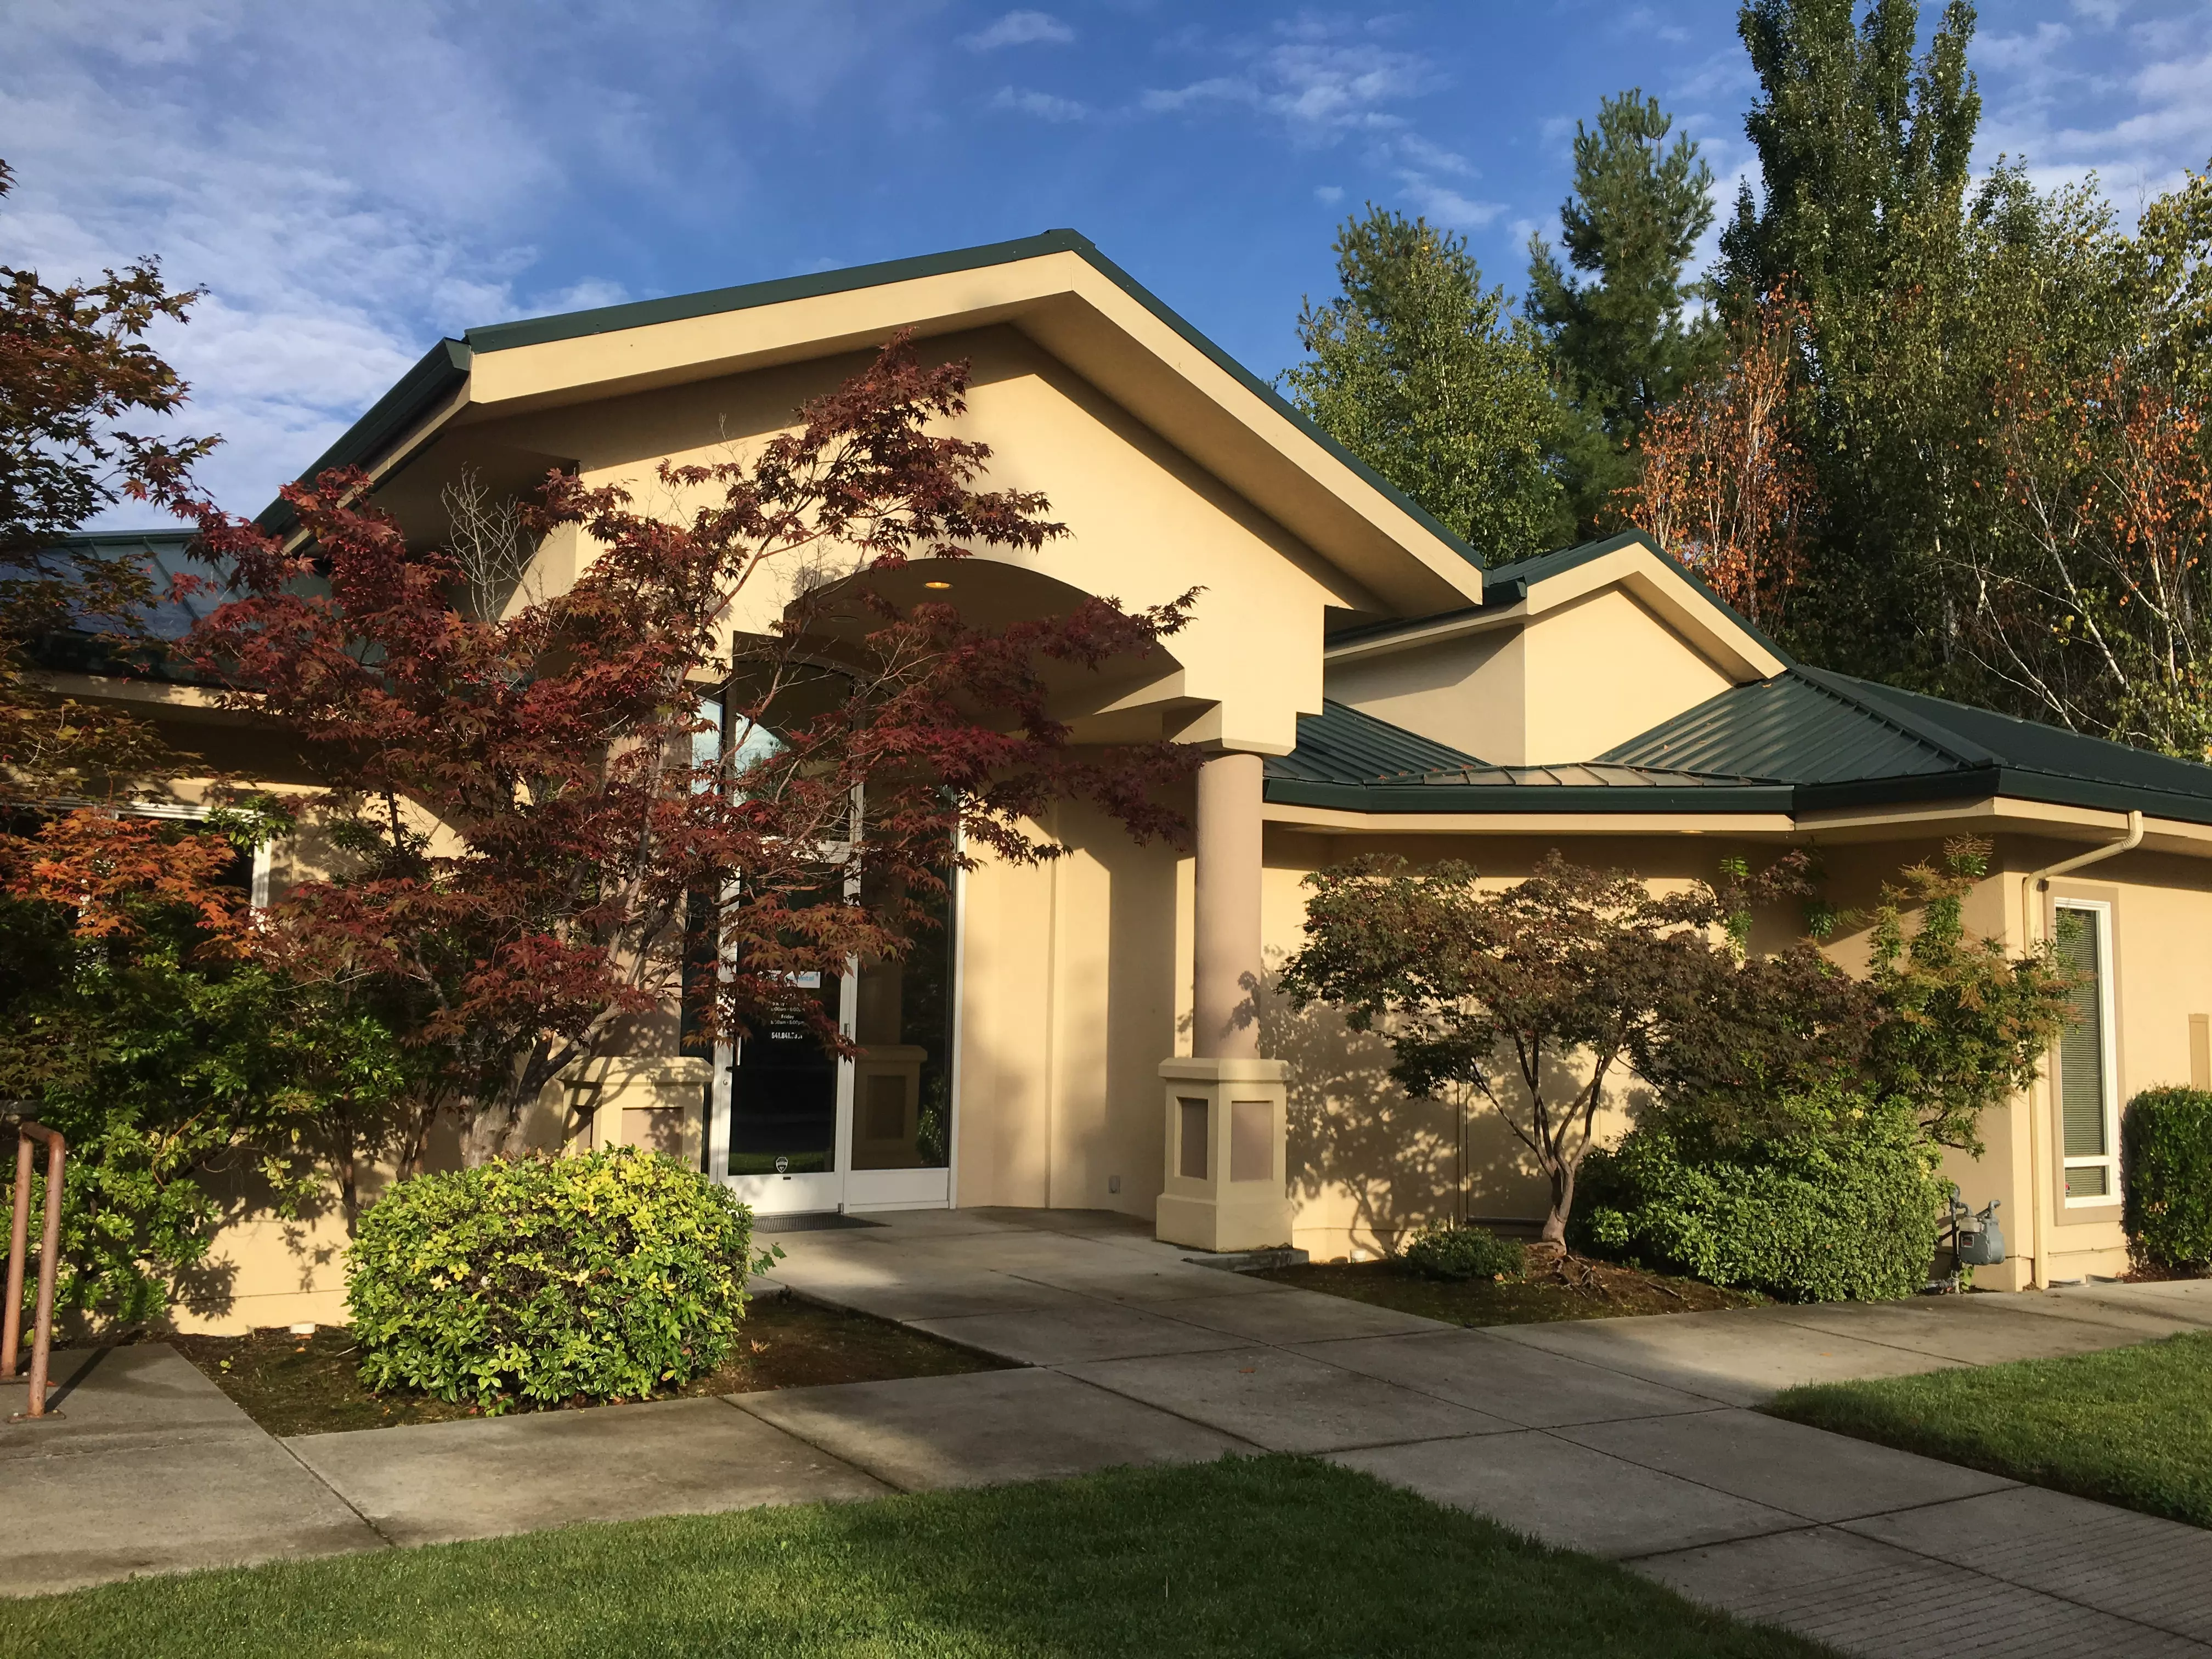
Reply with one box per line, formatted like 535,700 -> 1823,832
258,337 -> 473,530
1991,769 -> 2212,827
1271,763 -> 2212,828
55,529 -> 199,551
261,229 -> 1485,572
459,230 -> 1092,353
1800,764 -> 2212,827
1324,528 -> 1786,659
1474,529 -> 1649,604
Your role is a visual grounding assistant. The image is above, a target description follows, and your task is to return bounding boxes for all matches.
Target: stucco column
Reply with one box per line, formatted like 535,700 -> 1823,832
1193,751 -> 1265,1060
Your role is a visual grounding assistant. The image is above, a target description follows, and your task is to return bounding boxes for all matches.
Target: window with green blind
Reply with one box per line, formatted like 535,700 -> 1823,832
2053,903 -> 2117,1201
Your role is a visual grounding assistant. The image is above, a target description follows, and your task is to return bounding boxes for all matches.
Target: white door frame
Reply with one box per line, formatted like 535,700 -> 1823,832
706,858 -> 960,1216
699,695 -> 961,1212
708,961 -> 859,1215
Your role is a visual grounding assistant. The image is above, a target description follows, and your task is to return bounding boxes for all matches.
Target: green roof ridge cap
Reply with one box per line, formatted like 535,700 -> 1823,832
1786,664 -> 2002,770
459,229 -> 1099,353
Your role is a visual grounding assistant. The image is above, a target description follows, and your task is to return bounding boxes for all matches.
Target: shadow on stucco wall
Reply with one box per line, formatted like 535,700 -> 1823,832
1259,960 -> 1649,1251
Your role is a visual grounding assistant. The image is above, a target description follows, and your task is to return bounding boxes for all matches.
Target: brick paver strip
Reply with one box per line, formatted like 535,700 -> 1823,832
1636,1526 -> 2212,1658
1843,1486 -> 2212,1644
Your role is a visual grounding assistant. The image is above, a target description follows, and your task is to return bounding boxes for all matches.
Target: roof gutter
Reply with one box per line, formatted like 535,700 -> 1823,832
2019,807 -> 2143,1290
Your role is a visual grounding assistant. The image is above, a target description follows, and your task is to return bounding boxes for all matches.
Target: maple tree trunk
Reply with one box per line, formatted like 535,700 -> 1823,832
1541,1155 -> 1577,1246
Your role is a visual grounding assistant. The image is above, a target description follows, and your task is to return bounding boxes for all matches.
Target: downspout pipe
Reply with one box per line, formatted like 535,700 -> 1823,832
2019,809 -> 2145,1288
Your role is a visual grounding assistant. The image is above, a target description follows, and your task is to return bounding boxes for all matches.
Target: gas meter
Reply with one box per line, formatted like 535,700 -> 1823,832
1950,1190 -> 2005,1267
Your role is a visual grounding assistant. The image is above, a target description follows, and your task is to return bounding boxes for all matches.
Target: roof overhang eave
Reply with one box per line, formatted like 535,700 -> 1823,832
264,232 -> 1485,618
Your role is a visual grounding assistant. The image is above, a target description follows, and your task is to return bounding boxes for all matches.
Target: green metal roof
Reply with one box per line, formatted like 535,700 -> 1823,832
1265,700 -> 1795,815
35,529 -> 218,682
1267,701 -> 1487,786
1597,665 -> 2212,826
259,229 -> 1485,568
1277,628 -> 2212,825
1601,669 -> 1967,784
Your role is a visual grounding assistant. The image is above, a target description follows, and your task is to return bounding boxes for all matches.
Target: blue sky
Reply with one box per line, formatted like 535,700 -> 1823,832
5,1 -> 2209,518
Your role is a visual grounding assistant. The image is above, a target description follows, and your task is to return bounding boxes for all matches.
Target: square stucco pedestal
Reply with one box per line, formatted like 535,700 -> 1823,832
564,1056 -> 713,1165
1155,1058 -> 1291,1252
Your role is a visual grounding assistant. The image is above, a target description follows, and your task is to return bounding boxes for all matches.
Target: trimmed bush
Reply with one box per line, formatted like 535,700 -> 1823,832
1571,1098 -> 1945,1302
1401,1223 -> 1525,1282
347,1148 -> 754,1413
2124,1086 -> 2212,1269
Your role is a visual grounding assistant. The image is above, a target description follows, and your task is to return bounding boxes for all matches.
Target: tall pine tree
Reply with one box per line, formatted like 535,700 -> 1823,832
1283,206 -> 1571,563
1528,92 -> 1721,535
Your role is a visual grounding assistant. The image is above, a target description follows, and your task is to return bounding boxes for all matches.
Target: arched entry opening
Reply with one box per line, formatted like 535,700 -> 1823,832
699,554 -> 1192,1216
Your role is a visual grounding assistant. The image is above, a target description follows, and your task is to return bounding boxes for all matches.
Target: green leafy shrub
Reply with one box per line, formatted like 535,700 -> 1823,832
347,1148 -> 754,1412
2124,1086 -> 2212,1269
1571,1096 -> 1945,1302
1401,1223 -> 1525,1281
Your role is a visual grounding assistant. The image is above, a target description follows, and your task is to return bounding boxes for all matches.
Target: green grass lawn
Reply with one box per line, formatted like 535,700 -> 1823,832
4,1457 -> 1828,1659
1767,1330 -> 2212,1528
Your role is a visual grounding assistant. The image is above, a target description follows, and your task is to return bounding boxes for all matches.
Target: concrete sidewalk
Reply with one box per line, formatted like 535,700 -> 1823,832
9,1206 -> 2212,1659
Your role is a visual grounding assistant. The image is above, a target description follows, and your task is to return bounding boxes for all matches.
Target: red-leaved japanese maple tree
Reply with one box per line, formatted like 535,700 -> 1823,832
174,335 -> 1198,1164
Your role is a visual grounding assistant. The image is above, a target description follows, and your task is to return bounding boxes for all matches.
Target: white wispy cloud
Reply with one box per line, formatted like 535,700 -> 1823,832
1140,26 -> 1437,145
2,4 -> 541,515
990,86 -> 1088,122
0,0 -> 919,520
1393,133 -> 1476,177
1620,5 -> 1691,47
1977,7 -> 2212,213
962,10 -> 1075,51
1397,182 -> 1507,229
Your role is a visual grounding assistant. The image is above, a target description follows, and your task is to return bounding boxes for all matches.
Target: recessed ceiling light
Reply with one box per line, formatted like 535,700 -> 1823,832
923,579 -> 953,590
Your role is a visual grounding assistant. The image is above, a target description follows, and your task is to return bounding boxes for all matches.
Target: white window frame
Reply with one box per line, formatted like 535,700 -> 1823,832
2054,897 -> 2121,1207
122,798 -> 272,908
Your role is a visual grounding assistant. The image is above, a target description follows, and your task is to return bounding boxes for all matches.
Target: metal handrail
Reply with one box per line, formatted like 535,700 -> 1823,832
3,1118 -> 65,1421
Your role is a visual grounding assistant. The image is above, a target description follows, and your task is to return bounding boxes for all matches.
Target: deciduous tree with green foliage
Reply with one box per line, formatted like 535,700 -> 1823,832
1284,837 -> 2075,1255
1528,91 -> 1723,534
1279,851 -> 1836,1245
1713,0 -> 1987,686
2,792 -> 411,1321
1858,838 -> 2075,1152
1282,206 -> 1570,561
1949,168 -> 2212,756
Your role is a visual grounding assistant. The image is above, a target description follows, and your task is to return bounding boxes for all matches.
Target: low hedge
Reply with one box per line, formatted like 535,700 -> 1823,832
347,1148 -> 755,1413
1571,1098 -> 1945,1302
1401,1223 -> 1525,1282
2124,1086 -> 2212,1269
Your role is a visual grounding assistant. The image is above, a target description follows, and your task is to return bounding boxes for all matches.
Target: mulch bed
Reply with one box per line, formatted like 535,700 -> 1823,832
1257,1244 -> 1763,1326
154,1294 -> 1010,1437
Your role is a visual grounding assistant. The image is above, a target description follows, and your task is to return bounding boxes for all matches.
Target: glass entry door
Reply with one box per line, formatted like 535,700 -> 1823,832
713,969 -> 853,1215
706,888 -> 957,1217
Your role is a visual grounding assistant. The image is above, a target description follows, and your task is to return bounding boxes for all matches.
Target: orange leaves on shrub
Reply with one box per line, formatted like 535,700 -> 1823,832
8,808 -> 247,951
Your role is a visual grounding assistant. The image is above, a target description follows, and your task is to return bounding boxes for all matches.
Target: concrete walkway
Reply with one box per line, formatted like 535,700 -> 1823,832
9,1207 -> 2212,1659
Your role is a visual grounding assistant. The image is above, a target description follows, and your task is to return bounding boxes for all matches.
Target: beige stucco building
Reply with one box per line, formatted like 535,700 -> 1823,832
66,231 -> 2212,1329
